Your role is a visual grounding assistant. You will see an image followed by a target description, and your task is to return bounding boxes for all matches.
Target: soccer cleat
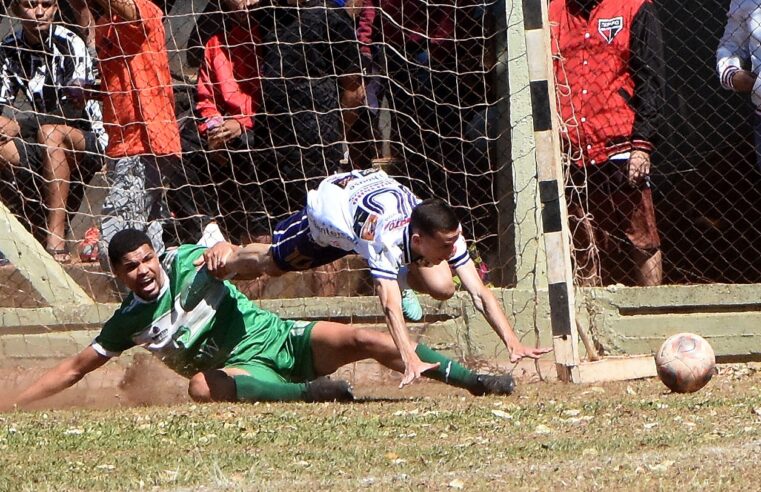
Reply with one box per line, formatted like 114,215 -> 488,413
468,374 -> 516,396
401,289 -> 423,321
304,377 -> 354,403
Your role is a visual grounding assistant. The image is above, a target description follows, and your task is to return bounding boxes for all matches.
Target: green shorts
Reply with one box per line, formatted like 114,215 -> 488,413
223,320 -> 316,384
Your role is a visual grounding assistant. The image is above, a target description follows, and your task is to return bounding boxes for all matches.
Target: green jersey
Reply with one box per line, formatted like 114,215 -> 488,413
93,245 -> 295,378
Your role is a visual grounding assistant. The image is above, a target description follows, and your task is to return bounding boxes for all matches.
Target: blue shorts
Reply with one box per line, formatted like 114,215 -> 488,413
271,209 -> 349,271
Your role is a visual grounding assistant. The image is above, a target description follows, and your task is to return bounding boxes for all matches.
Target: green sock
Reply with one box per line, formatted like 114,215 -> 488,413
233,375 -> 307,402
415,344 -> 478,389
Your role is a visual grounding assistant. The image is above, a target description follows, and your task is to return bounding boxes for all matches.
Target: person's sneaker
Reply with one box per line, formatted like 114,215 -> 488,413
0,251 -> 9,266
304,377 -> 354,403
468,374 -> 516,396
401,288 -> 423,321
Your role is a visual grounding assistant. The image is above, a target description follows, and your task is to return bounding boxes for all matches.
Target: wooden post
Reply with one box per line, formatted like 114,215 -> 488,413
522,0 -> 581,381
0,202 -> 94,306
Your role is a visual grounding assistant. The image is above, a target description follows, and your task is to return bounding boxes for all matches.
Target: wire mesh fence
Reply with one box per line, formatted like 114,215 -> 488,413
552,0 -> 761,287
0,0 -> 521,304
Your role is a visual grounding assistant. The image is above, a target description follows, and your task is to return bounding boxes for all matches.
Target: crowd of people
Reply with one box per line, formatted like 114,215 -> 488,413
0,0 -> 756,290
0,0 -> 498,273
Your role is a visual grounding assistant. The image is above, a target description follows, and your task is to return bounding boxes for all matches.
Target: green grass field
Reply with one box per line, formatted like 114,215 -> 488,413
2,364 -> 761,491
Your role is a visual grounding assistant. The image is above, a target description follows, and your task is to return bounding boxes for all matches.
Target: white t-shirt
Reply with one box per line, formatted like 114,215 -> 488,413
306,169 -> 470,280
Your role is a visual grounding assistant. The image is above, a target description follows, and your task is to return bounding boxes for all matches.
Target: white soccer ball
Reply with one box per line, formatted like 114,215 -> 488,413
655,333 -> 715,393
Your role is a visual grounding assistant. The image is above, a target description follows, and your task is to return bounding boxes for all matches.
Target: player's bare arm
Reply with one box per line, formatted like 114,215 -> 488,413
455,261 -> 552,362
375,277 -> 439,387
8,345 -> 109,411
195,241 -> 282,280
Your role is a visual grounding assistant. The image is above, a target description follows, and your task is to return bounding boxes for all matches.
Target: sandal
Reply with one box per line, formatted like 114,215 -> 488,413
46,247 -> 71,264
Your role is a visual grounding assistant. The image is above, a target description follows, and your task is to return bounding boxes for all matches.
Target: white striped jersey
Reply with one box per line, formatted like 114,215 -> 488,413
0,25 -> 107,149
306,169 -> 470,280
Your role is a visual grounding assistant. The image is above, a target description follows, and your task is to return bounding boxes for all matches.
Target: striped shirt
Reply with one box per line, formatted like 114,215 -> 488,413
305,169 -> 469,280
0,25 -> 107,149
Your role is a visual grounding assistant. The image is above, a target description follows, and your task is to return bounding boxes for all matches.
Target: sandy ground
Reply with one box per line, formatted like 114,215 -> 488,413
0,354 -> 498,410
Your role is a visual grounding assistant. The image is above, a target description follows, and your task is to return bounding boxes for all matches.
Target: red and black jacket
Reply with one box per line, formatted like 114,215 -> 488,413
550,0 -> 665,166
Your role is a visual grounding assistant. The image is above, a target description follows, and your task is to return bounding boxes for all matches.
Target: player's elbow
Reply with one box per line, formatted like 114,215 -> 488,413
188,373 -> 213,403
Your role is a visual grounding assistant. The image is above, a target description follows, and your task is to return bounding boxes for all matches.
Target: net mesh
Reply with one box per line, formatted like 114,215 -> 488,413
0,0 -> 518,303
552,0 -> 761,287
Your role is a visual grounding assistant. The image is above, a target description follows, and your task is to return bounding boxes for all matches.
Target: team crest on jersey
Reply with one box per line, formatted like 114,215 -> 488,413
598,17 -> 623,44
353,208 -> 379,240
359,214 -> 379,241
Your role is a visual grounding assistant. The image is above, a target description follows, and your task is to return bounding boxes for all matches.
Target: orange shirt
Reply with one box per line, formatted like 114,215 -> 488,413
96,0 -> 180,158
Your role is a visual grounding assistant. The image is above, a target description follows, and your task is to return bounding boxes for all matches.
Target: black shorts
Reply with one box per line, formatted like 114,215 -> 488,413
271,208 -> 349,272
13,128 -> 103,172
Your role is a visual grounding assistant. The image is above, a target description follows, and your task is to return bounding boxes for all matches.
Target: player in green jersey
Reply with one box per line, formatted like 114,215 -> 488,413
7,229 -> 518,409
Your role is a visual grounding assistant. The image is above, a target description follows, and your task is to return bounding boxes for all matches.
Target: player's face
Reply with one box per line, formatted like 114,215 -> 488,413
414,228 -> 460,267
113,244 -> 164,301
14,0 -> 57,37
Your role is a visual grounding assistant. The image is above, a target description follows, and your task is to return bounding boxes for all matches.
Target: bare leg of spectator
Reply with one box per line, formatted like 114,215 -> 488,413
38,124 -> 87,263
634,249 -> 662,287
0,116 -> 22,166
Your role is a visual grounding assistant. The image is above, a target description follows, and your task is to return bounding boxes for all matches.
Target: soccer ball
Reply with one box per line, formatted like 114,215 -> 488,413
655,333 -> 715,393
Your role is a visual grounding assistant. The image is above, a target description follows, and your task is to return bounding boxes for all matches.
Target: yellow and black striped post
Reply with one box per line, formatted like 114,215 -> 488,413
523,0 -> 581,382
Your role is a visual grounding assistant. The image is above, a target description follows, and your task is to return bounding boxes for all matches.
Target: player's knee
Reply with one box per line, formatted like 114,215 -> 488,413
37,124 -> 65,147
428,283 -> 455,301
187,373 -> 212,402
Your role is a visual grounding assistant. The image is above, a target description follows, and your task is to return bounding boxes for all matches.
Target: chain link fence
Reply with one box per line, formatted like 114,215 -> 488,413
552,0 -> 761,287
0,0 -> 519,302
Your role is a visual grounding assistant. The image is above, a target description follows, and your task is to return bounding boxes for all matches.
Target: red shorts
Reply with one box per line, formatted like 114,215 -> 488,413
566,160 -> 660,253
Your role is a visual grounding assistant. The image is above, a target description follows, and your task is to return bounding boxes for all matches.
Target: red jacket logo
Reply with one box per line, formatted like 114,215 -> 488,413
598,17 -> 623,44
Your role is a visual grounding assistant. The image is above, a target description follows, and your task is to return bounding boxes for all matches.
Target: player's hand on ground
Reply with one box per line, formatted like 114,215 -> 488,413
508,343 -> 553,363
627,150 -> 651,187
194,242 -> 237,279
400,360 -> 440,388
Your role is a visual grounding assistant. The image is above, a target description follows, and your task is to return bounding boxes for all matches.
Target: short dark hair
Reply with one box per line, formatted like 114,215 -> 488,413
410,199 -> 459,236
108,228 -> 153,266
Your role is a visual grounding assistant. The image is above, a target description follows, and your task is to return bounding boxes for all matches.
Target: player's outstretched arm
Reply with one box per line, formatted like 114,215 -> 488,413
374,277 -> 439,387
456,262 -> 552,362
5,346 -> 109,411
195,241 -> 279,280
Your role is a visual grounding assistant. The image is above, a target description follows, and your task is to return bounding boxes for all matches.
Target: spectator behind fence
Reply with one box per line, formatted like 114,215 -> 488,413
181,0 -> 267,243
254,0 -> 363,216
376,1 -> 498,263
550,0 -> 665,287
343,0 -> 381,169
0,0 -> 107,263
82,0 -> 181,266
717,0 -> 761,170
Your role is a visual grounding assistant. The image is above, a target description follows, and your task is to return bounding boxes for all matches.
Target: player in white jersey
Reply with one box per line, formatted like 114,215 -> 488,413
199,169 -> 552,387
